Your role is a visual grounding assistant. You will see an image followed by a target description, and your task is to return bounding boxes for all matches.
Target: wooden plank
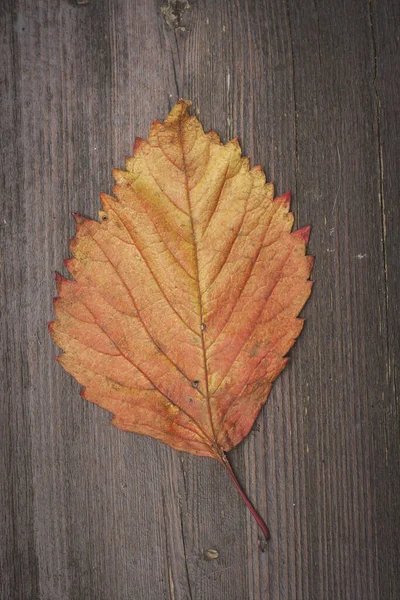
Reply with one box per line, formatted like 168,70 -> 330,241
0,0 -> 398,598
286,1 -> 385,597
369,0 -> 400,597
1,4 -> 40,599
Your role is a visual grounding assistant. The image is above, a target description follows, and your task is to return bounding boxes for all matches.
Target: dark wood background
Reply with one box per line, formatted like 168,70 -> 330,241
1,0 -> 399,598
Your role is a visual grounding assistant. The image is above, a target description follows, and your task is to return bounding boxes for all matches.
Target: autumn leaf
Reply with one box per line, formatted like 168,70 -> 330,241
49,100 -> 313,539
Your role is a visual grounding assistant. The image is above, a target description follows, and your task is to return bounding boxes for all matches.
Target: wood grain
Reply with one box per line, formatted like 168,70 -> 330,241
1,0 -> 398,598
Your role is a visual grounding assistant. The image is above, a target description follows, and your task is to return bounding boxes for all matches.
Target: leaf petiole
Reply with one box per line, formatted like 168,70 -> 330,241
220,452 -> 270,541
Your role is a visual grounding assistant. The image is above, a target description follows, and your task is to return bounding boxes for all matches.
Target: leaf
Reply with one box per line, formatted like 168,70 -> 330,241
49,100 -> 313,539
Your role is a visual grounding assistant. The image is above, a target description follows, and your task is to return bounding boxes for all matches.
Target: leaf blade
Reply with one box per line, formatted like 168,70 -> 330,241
50,99 -> 313,462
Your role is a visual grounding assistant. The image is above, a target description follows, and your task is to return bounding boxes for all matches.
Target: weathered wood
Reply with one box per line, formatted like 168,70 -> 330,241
1,0 -> 398,598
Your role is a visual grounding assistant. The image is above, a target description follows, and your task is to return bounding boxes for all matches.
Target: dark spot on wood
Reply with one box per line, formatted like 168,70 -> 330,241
161,0 -> 190,31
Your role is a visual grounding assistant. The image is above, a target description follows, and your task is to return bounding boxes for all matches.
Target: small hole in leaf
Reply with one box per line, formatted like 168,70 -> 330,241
201,322 -> 206,331
101,215 -> 108,222
192,380 -> 200,388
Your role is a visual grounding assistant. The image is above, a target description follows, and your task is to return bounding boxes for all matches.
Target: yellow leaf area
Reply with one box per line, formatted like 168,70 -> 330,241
50,100 -> 313,462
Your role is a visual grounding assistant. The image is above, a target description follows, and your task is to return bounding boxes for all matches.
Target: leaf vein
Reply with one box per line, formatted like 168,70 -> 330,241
206,180 -> 254,288
142,154 -> 190,217
210,246 -> 295,396
201,161 -> 231,237
105,209 -> 200,336
206,221 -> 282,351
90,235 -> 206,397
80,302 -> 213,445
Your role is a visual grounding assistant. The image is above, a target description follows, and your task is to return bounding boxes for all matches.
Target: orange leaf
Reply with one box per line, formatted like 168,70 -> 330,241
50,100 -> 313,539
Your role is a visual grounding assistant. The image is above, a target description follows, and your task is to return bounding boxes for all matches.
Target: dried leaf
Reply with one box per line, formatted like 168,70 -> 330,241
49,101 -> 313,538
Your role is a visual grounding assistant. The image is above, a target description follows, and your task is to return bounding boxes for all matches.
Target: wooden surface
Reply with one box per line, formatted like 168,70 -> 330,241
1,0 -> 399,598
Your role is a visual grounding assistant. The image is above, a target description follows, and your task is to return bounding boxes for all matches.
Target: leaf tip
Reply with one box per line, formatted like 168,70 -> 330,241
177,97 -> 192,109
293,225 -> 311,244
307,255 -> 315,272
275,191 -> 291,209
133,137 -> 146,154
230,136 -> 241,150
55,272 -> 65,295
100,194 -> 115,212
64,258 -> 75,275
269,357 -> 290,381
165,99 -> 192,125
72,212 -> 85,225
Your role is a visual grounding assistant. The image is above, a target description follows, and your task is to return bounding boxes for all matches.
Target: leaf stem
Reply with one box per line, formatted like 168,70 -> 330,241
220,452 -> 270,541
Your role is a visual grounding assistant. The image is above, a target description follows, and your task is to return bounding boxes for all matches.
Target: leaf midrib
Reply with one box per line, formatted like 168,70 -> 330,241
178,117 -> 219,453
